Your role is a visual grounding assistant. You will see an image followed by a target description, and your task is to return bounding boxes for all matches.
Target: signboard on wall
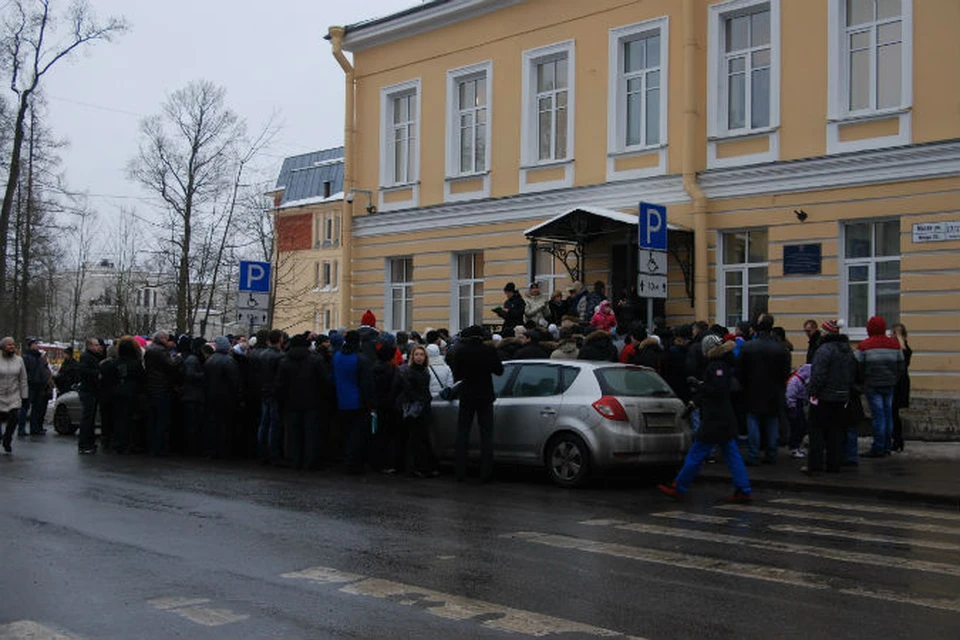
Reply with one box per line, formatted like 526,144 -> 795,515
912,222 -> 960,243
783,243 -> 822,276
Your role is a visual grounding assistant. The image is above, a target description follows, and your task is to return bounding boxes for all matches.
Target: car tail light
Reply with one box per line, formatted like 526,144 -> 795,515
592,396 -> 629,421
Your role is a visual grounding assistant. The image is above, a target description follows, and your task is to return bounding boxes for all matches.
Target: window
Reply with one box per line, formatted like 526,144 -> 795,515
454,252 -> 484,332
387,257 -> 414,331
610,20 -> 668,152
322,214 -> 340,247
719,229 -> 769,327
522,41 -> 575,167
511,364 -> 562,398
533,250 -> 563,295
724,7 -> 770,130
324,308 -> 332,331
843,219 -> 900,330
844,0 -> 904,112
313,262 -> 321,290
380,80 -> 420,188
322,262 -> 332,289
455,73 -> 487,174
708,1 -> 780,142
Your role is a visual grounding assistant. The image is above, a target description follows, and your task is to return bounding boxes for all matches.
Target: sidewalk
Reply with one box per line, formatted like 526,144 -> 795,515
699,439 -> 960,507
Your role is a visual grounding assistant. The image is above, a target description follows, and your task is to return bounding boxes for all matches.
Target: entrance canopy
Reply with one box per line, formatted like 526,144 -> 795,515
524,206 -> 685,244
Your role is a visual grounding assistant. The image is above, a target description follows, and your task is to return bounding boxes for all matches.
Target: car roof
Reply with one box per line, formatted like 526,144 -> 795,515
501,359 -> 656,372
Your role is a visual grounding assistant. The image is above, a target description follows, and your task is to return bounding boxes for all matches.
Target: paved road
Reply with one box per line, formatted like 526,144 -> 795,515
1,435 -> 958,639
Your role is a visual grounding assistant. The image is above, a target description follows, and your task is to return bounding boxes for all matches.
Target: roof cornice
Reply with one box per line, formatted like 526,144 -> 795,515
340,0 -> 526,52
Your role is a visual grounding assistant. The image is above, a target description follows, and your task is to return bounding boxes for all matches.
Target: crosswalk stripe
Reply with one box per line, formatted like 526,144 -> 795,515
0,621 -> 74,640
715,504 -> 960,536
770,498 -> 960,522
598,521 -> 960,577
648,511 -> 739,525
283,565 -> 646,639
768,524 -> 960,553
505,531 -> 960,613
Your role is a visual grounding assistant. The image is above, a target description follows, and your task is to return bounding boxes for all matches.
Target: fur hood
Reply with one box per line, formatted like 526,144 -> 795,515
706,339 -> 736,360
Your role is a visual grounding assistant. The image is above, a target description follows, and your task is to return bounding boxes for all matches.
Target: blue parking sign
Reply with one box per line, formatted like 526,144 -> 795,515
239,261 -> 271,292
639,202 -> 668,251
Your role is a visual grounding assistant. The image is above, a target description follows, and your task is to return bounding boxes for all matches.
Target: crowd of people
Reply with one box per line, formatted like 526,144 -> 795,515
0,278 -> 912,495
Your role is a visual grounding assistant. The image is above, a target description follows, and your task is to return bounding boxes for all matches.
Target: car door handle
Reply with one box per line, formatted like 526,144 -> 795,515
540,408 -> 556,416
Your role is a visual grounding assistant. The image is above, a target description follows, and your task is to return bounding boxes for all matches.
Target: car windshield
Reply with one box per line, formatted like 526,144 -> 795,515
594,367 -> 675,398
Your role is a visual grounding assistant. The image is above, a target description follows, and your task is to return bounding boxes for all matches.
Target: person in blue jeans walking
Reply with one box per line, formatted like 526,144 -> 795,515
659,334 -> 752,502
855,315 -> 904,457
738,316 -> 791,465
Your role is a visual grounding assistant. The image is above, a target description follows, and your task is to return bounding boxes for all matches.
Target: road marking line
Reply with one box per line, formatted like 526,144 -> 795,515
581,519 -> 628,526
770,498 -> 960,522
148,596 -> 249,627
715,504 -> 960,536
650,511 -> 739,525
0,621 -> 74,640
604,521 -> 960,576
769,524 -> 960,553
506,531 -> 960,613
284,565 -> 646,639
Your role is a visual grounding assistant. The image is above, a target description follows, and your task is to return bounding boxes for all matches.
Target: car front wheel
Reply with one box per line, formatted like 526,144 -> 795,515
546,432 -> 591,488
53,404 -> 77,436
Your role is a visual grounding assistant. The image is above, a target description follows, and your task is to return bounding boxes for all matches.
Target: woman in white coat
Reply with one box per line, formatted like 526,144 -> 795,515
425,343 -> 454,399
0,337 -> 28,453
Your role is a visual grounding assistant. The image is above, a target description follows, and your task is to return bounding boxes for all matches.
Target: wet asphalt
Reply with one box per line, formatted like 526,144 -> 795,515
1,434 -> 959,640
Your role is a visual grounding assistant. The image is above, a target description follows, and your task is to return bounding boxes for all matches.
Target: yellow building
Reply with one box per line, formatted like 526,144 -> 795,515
269,147 -> 345,334
319,0 -> 959,429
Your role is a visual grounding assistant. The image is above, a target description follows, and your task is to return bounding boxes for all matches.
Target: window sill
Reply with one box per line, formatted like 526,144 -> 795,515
828,107 -> 911,125
519,158 -> 574,171
445,171 -> 490,182
708,126 -> 779,142
607,144 -> 667,158
379,182 -> 419,192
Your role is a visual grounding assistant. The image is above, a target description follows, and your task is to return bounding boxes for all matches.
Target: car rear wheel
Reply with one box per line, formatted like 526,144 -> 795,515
546,432 -> 591,488
53,404 -> 77,436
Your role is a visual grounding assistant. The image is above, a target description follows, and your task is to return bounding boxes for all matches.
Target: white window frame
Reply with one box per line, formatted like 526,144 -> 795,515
607,17 -> 669,181
840,218 -> 901,339
716,229 -> 770,327
445,61 -> 493,202
520,40 -> 575,193
451,252 -> 484,334
707,0 -> 780,169
313,262 -> 321,291
379,78 -> 421,211
531,249 -> 564,296
385,257 -> 414,332
827,0 -> 912,154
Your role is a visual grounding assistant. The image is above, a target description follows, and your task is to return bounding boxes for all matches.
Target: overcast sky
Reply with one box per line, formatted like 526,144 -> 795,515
43,0 -> 416,219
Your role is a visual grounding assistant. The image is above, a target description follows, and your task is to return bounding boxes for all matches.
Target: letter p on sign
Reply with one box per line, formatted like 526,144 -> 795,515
239,261 -> 272,293
639,202 -> 668,251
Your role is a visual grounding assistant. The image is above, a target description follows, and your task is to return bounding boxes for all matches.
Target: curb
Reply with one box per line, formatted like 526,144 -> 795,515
698,472 -> 960,508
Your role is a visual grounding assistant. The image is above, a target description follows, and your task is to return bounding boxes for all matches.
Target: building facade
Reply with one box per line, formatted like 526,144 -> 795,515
270,147 -> 345,334
323,0 -> 958,418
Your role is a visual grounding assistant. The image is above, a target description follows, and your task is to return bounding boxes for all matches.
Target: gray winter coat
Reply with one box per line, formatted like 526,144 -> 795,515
0,354 -> 28,412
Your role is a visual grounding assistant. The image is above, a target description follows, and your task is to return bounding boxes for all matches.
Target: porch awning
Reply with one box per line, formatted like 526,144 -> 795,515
524,206 -> 687,244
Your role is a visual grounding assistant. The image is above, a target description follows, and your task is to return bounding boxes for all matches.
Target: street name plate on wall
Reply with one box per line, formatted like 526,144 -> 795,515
783,243 -> 822,275
912,221 -> 960,243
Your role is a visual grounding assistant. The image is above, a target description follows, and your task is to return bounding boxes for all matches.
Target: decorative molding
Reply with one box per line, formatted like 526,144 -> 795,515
354,174 -> 688,238
699,139 -> 960,200
341,0 -> 526,52
707,130 -> 780,169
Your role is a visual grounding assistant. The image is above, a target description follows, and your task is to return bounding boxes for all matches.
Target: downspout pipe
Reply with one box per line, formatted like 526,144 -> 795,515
329,26 -> 355,327
682,0 -> 709,322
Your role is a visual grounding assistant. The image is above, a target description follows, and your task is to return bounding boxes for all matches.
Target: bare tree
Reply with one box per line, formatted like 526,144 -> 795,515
128,80 -> 245,333
0,0 -> 127,317
65,199 -> 98,344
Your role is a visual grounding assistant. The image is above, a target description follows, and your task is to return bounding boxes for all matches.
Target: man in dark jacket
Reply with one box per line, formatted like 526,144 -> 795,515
55,347 -> 79,394
256,330 -> 285,464
144,331 -> 179,456
856,315 -> 905,457
100,337 -> 146,454
451,325 -> 504,482
276,334 -> 331,470
204,336 -> 242,458
493,282 -> 526,338
807,319 -> 857,473
181,337 -> 207,456
22,338 -> 51,435
659,335 -> 751,502
333,330 -> 375,473
77,338 -> 103,454
577,330 -> 618,362
738,316 -> 791,465
513,330 -> 551,360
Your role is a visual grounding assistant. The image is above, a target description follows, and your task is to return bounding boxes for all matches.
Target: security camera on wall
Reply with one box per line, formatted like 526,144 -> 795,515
346,192 -> 355,203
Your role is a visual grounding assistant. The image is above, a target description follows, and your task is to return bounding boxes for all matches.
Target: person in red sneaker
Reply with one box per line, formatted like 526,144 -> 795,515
658,334 -> 752,502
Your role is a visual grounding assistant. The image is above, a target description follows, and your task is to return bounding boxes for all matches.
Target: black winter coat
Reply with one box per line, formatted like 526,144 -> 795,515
578,332 -> 618,362
204,352 -> 241,401
662,343 -> 691,403
181,354 -> 205,404
808,333 -> 857,404
257,347 -> 284,399
738,334 -> 791,416
451,338 -> 504,403
393,363 -> 432,415
695,343 -> 740,444
498,291 -> 526,336
77,350 -> 101,395
372,358 -> 399,414
515,342 -> 551,360
144,343 -> 178,395
275,346 -> 331,412
101,355 -> 145,402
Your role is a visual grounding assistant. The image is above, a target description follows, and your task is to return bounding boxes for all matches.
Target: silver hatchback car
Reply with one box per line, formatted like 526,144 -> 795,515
430,360 -> 691,487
